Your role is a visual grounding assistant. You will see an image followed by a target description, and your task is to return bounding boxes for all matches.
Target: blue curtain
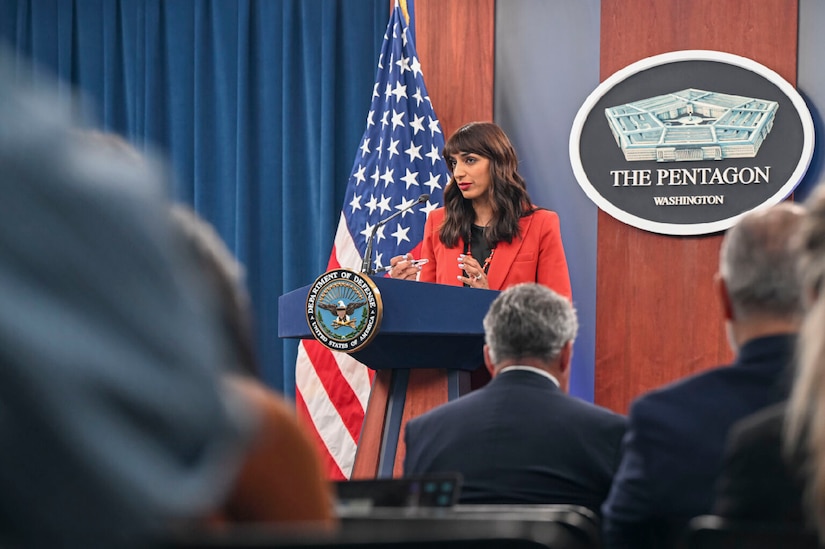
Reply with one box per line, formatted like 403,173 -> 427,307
0,0 -> 390,397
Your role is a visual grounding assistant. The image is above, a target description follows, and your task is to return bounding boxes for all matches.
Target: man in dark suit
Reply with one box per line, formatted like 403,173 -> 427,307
601,203 -> 806,549
403,283 -> 626,513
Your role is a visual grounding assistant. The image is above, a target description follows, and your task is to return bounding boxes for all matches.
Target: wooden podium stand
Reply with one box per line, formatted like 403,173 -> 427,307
279,276 -> 499,477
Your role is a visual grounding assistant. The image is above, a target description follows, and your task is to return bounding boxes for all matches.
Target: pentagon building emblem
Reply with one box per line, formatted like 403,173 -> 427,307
306,269 -> 383,353
570,50 -> 814,236
605,89 -> 778,163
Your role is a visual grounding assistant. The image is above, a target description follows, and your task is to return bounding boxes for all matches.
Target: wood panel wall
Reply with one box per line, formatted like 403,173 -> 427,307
596,0 -> 799,413
414,0 -> 495,138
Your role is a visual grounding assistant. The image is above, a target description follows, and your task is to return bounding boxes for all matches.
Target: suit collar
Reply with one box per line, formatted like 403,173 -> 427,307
736,333 -> 797,367
486,212 -> 535,290
498,365 -> 560,387
491,367 -> 561,391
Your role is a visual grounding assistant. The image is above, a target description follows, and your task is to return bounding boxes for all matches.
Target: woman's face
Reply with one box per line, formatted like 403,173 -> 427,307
448,152 -> 491,202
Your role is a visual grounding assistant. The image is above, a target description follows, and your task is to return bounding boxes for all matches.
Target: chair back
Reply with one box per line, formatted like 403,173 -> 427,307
685,515 -> 820,548
169,502 -> 601,549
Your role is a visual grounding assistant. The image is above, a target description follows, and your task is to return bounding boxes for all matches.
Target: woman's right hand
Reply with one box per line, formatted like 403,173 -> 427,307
388,254 -> 422,280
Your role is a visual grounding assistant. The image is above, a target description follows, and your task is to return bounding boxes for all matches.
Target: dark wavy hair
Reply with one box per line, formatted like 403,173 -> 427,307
439,122 -> 534,247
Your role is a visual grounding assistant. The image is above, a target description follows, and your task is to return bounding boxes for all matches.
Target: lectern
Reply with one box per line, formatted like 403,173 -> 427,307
279,276 -> 499,478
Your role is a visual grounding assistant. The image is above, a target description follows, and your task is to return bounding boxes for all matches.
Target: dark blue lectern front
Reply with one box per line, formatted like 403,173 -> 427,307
279,276 -> 499,478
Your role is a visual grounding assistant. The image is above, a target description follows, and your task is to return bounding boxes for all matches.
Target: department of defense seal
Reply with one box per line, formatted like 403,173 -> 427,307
306,268 -> 383,353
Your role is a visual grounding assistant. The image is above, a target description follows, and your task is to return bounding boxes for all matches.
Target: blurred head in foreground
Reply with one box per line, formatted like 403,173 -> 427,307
787,185 -> 825,541
0,54 -> 252,546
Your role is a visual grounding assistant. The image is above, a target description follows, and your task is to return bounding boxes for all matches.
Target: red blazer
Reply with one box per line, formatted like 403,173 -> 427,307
418,207 -> 572,299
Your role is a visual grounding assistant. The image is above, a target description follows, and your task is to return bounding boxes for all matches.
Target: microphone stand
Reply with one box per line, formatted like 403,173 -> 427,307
361,193 -> 429,275
361,225 -> 380,274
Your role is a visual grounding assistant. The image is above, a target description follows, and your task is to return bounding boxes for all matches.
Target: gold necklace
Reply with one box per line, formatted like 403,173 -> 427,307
467,239 -> 495,275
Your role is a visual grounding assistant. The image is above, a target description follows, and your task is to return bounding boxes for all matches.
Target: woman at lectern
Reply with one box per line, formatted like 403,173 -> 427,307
389,121 -> 571,299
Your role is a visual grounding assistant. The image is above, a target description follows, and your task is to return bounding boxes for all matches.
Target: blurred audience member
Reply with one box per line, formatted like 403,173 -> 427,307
404,283 -> 626,514
167,204 -> 335,526
714,401 -> 806,525
782,184 -> 825,542
169,204 -> 257,376
602,203 -> 805,549
0,59 -> 252,547
0,55 -> 332,546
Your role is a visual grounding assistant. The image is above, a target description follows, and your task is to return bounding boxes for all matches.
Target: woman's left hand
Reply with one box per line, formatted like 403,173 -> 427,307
457,254 -> 489,289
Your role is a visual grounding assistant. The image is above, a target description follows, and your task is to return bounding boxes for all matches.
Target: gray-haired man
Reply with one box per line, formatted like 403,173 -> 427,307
404,283 -> 626,513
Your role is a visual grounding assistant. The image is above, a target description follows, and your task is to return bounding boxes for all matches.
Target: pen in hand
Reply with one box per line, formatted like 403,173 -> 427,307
374,258 -> 429,274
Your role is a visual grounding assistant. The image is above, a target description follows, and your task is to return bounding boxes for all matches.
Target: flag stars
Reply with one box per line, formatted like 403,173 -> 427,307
425,144 -> 441,165
401,168 -> 419,190
421,199 -> 439,217
410,56 -> 422,78
377,195 -> 392,214
375,224 -> 387,243
412,88 -> 424,107
344,9 -> 450,276
349,193 -> 362,213
395,196 -> 418,218
424,172 -> 442,193
380,167 -> 395,187
387,138 -> 400,159
391,223 -> 411,245
353,164 -> 367,185
361,221 -> 386,244
390,82 -> 407,101
391,109 -> 405,131
360,221 -> 375,241
405,141 -> 423,162
365,194 -> 379,215
428,116 -> 442,137
410,114 -> 425,135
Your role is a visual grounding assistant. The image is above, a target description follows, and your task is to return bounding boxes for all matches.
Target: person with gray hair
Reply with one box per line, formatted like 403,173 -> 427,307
483,282 -> 578,369
403,283 -> 626,512
707,190 -> 825,540
602,202 -> 805,549
718,203 -> 806,350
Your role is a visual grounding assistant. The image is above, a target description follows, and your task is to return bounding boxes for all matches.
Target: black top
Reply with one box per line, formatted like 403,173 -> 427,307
462,225 -> 494,286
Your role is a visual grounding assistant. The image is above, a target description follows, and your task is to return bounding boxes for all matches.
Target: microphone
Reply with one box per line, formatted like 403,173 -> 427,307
361,193 -> 430,275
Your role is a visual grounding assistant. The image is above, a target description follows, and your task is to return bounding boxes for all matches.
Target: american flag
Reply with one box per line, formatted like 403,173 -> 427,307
295,1 -> 449,479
